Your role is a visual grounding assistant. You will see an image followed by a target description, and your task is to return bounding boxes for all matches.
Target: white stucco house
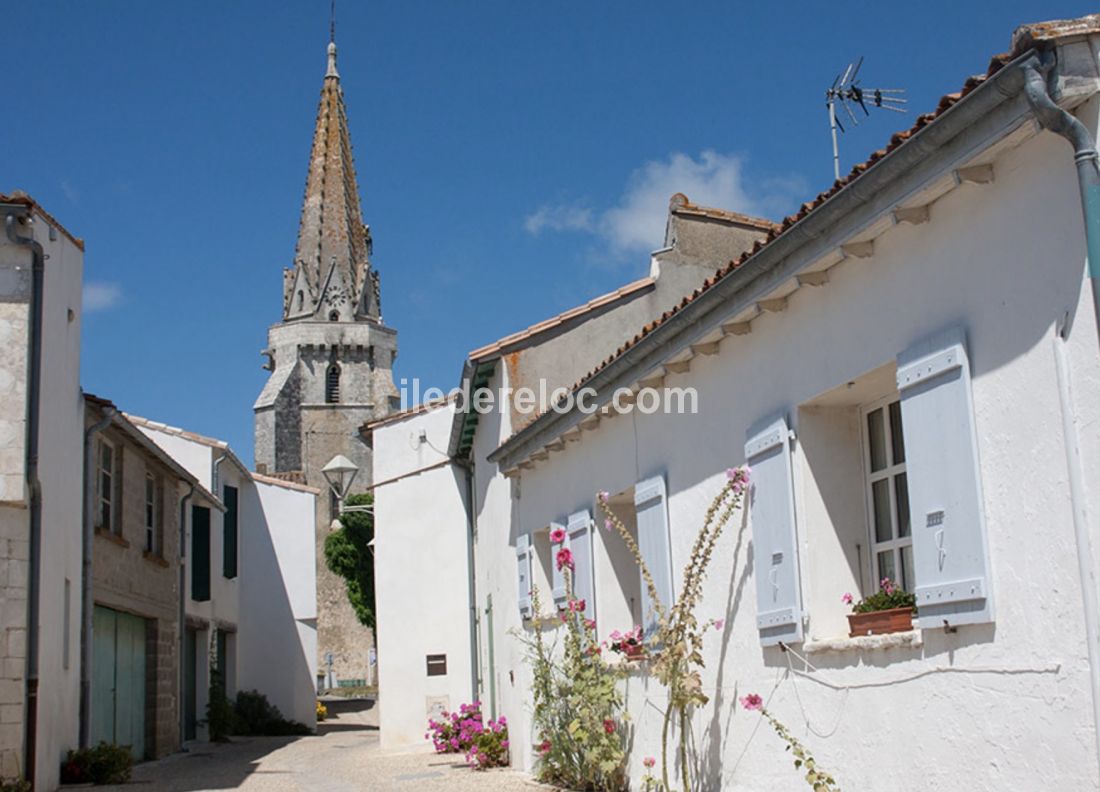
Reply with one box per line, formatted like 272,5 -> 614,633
129,417 -> 319,734
370,173 -> 777,750
369,397 -> 474,750
0,194 -> 84,791
373,15 -> 1100,791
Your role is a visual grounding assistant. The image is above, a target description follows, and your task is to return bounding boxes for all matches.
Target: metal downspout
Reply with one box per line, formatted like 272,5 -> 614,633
5,211 -> 44,789
178,483 -> 195,748
79,405 -> 115,748
1022,53 -> 1100,348
457,459 -> 480,703
212,453 -> 227,499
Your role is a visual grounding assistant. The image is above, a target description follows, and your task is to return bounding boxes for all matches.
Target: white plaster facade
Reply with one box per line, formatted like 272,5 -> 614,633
372,400 -> 473,750
0,196 -> 84,791
372,22 -> 1100,791
490,63 -> 1100,792
132,420 -> 319,731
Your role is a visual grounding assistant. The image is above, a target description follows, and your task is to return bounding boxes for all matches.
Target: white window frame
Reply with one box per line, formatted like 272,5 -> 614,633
860,395 -> 913,593
95,438 -> 116,533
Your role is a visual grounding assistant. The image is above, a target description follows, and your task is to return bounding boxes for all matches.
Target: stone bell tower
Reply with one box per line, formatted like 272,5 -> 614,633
254,33 -> 398,686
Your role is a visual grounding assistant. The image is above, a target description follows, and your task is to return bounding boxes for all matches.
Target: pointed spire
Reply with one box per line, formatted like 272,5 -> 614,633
285,33 -> 376,322
326,41 -> 339,80
326,1 -> 339,80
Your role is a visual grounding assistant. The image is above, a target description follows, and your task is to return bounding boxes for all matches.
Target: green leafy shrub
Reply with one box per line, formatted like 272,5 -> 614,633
60,742 -> 133,785
324,493 -> 376,629
233,690 -> 310,736
467,716 -> 509,770
1,778 -> 30,792
206,639 -> 234,742
519,583 -> 628,791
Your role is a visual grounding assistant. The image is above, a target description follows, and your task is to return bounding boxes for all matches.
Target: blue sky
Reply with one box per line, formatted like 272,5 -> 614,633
7,1 -> 1091,463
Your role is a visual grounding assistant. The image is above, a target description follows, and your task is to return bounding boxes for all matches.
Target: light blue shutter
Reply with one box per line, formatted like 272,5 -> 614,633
745,415 -> 803,646
635,475 -> 674,634
897,327 -> 993,628
516,534 -> 533,619
550,521 -> 567,607
567,510 -> 595,620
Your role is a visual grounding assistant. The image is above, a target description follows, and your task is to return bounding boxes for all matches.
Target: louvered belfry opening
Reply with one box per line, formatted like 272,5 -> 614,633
325,363 -> 341,404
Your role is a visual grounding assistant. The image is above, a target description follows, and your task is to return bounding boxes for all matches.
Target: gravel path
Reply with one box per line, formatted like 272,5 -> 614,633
95,698 -> 536,792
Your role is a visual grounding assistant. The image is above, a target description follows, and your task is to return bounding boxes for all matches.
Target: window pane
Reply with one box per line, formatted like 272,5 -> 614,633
889,400 -> 905,465
867,408 -> 887,472
877,550 -> 897,586
900,544 -> 915,593
894,473 -> 911,538
872,478 -> 892,542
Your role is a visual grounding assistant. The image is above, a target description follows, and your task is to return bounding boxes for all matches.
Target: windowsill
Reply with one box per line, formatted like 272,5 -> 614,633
143,551 -> 170,568
95,528 -> 130,549
803,629 -> 922,655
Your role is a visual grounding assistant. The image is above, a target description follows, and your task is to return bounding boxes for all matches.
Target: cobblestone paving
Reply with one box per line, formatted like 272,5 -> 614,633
95,698 -> 536,792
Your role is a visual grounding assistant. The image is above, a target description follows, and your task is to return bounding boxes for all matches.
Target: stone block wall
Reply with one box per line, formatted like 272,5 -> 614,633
89,415 -> 183,759
0,507 -> 28,780
0,298 -> 29,782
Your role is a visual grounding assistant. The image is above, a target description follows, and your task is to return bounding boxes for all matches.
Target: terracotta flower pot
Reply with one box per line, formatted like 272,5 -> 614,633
847,606 -> 914,637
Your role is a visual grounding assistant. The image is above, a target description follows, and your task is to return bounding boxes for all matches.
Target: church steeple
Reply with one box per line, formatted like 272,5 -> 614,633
283,35 -> 380,323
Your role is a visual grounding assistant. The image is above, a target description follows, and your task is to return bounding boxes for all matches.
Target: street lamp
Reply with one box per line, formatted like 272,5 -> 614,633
321,454 -> 373,516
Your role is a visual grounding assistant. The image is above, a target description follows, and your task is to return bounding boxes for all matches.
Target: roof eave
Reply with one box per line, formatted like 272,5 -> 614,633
490,49 -> 1060,471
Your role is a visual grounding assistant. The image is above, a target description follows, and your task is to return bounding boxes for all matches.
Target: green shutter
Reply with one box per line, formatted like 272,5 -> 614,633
223,486 -> 238,579
192,506 -> 211,602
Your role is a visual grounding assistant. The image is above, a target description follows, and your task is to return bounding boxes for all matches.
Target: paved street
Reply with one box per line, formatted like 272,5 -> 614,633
96,698 -> 536,792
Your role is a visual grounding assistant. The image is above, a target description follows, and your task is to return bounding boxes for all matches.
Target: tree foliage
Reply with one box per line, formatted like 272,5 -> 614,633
324,492 -> 376,630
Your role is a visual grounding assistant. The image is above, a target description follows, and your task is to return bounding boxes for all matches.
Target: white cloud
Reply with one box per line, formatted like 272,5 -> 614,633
525,150 -> 803,258
83,282 -> 123,313
60,180 -> 79,204
523,203 -> 594,235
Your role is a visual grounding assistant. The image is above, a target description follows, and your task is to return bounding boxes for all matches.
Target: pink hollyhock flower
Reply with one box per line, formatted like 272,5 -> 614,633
598,490 -> 609,503
549,526 -> 566,544
559,612 -> 568,623
603,719 -> 616,734
740,693 -> 763,711
841,592 -> 853,605
569,598 -> 586,613
609,629 -> 622,641
712,618 -> 725,631
556,547 -> 575,571
537,739 -> 552,755
604,518 -> 614,532
584,618 -> 597,630
643,757 -> 656,769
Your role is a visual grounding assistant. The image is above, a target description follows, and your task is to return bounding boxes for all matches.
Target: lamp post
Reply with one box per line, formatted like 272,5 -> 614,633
321,454 -> 373,518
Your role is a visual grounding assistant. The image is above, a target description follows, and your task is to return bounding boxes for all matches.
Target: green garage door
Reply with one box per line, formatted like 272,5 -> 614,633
92,606 -> 147,759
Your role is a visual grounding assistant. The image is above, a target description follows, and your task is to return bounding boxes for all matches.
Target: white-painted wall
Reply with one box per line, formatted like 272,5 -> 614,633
32,213 -> 84,792
373,402 -> 474,750
138,427 -> 318,731
480,119 -> 1100,791
240,477 -> 318,726
0,204 -> 84,791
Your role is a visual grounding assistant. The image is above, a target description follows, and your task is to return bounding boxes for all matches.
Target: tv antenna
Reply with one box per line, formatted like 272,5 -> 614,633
825,57 -> 907,181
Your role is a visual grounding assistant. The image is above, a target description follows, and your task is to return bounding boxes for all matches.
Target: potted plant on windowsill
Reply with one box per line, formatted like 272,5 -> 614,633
608,625 -> 647,661
844,578 -> 917,637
